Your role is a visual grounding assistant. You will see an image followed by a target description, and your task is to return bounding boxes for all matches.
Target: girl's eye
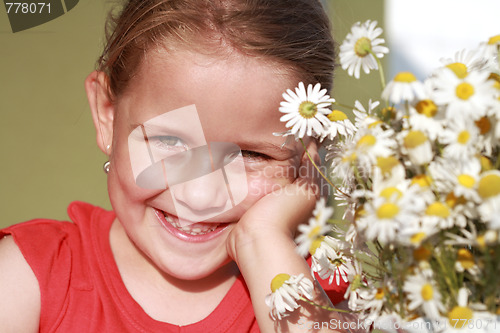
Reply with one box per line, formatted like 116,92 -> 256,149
241,150 -> 271,160
153,136 -> 187,150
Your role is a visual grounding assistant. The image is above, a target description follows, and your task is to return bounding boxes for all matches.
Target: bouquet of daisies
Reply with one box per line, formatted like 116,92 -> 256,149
266,20 -> 500,332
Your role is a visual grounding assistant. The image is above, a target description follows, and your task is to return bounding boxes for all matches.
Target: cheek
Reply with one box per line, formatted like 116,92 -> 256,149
245,165 -> 297,200
108,142 -> 165,207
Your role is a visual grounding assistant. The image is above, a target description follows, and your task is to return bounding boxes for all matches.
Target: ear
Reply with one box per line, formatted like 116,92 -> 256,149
85,71 -> 114,155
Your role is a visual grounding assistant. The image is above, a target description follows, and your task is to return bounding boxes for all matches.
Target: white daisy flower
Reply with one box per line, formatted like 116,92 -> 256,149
327,135 -> 359,183
320,109 -> 356,141
440,120 -> 480,162
353,99 -> 381,129
278,82 -> 334,140
399,130 -> 434,166
342,260 -> 369,312
479,34 -> 500,68
422,200 -> 456,230
408,173 -> 437,204
454,248 -> 480,276
381,71 -> 426,105
354,128 -> 397,168
356,283 -> 390,322
294,198 -> 333,257
432,68 -> 496,121
358,187 -> 424,244
403,270 -> 445,320
373,156 -> 406,188
474,115 -> 497,155
310,236 -> 354,286
447,158 -> 482,203
339,20 -> 389,79
439,48 -> 490,77
264,273 -> 314,321
427,158 -> 457,193
399,212 -> 439,247
408,98 -> 445,141
439,288 -> 496,333
477,170 -> 500,230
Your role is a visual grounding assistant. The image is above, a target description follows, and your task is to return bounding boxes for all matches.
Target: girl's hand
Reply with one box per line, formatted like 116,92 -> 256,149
224,145 -> 346,332
226,149 -> 320,264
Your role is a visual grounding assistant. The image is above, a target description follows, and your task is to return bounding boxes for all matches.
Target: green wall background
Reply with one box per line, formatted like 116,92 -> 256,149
0,0 -> 385,228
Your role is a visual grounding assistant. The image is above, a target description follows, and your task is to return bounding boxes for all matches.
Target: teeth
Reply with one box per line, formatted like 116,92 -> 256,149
162,211 -> 218,235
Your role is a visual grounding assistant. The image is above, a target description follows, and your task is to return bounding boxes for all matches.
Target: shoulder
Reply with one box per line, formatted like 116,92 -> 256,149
0,235 -> 40,332
0,202 -> 112,332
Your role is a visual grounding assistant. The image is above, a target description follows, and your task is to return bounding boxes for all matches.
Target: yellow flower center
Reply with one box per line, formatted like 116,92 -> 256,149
357,134 -> 377,147
410,232 -> 427,245
457,130 -> 470,144
475,117 -> 491,135
446,62 -> 468,79
488,35 -> 500,45
413,247 -> 431,261
404,130 -> 427,148
480,156 -> 493,171
445,192 -> 466,208
477,235 -> 486,249
298,101 -> 318,119
368,120 -> 384,128
415,99 -> 438,118
448,306 -> 474,328
478,173 -> 500,198
457,174 -> 475,188
381,107 -> 396,119
394,72 -> 417,83
376,203 -> 399,219
377,156 -> 400,175
351,275 -> 363,290
455,82 -> 475,100
270,273 -> 291,293
355,206 -> 366,219
380,187 -> 403,200
457,248 -> 475,269
425,202 -> 450,218
354,37 -> 372,57
375,288 -> 385,300
421,284 -> 434,301
489,73 -> 500,89
308,225 -> 321,239
411,174 -> 432,188
342,152 -> 357,163
327,110 -> 348,122
309,236 -> 324,256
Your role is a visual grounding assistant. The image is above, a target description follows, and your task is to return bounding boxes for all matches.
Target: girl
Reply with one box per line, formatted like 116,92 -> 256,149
0,0 -> 356,331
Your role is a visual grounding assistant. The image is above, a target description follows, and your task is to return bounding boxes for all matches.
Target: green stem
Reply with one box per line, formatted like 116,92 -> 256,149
298,296 -> 353,313
368,49 -> 386,90
434,249 -> 457,295
494,150 -> 500,169
299,139 -> 350,198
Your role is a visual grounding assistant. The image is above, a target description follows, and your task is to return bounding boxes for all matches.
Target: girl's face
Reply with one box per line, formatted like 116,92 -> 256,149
94,48 -> 314,280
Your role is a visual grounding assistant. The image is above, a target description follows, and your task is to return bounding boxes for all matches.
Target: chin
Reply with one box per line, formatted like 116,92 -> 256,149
157,255 -> 234,282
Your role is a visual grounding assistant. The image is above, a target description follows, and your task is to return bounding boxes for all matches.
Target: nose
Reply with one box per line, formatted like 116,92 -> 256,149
171,170 -> 231,219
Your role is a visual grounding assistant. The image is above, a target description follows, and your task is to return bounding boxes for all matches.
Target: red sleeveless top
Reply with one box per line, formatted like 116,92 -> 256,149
0,202 -> 348,332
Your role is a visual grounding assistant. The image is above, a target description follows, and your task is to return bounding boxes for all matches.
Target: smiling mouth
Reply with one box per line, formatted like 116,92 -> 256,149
160,210 -> 224,236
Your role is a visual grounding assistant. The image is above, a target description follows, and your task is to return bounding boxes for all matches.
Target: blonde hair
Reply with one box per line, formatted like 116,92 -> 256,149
98,0 -> 336,100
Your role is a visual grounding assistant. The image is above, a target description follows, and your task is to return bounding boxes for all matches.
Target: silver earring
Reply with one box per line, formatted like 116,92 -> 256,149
103,161 -> 110,174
